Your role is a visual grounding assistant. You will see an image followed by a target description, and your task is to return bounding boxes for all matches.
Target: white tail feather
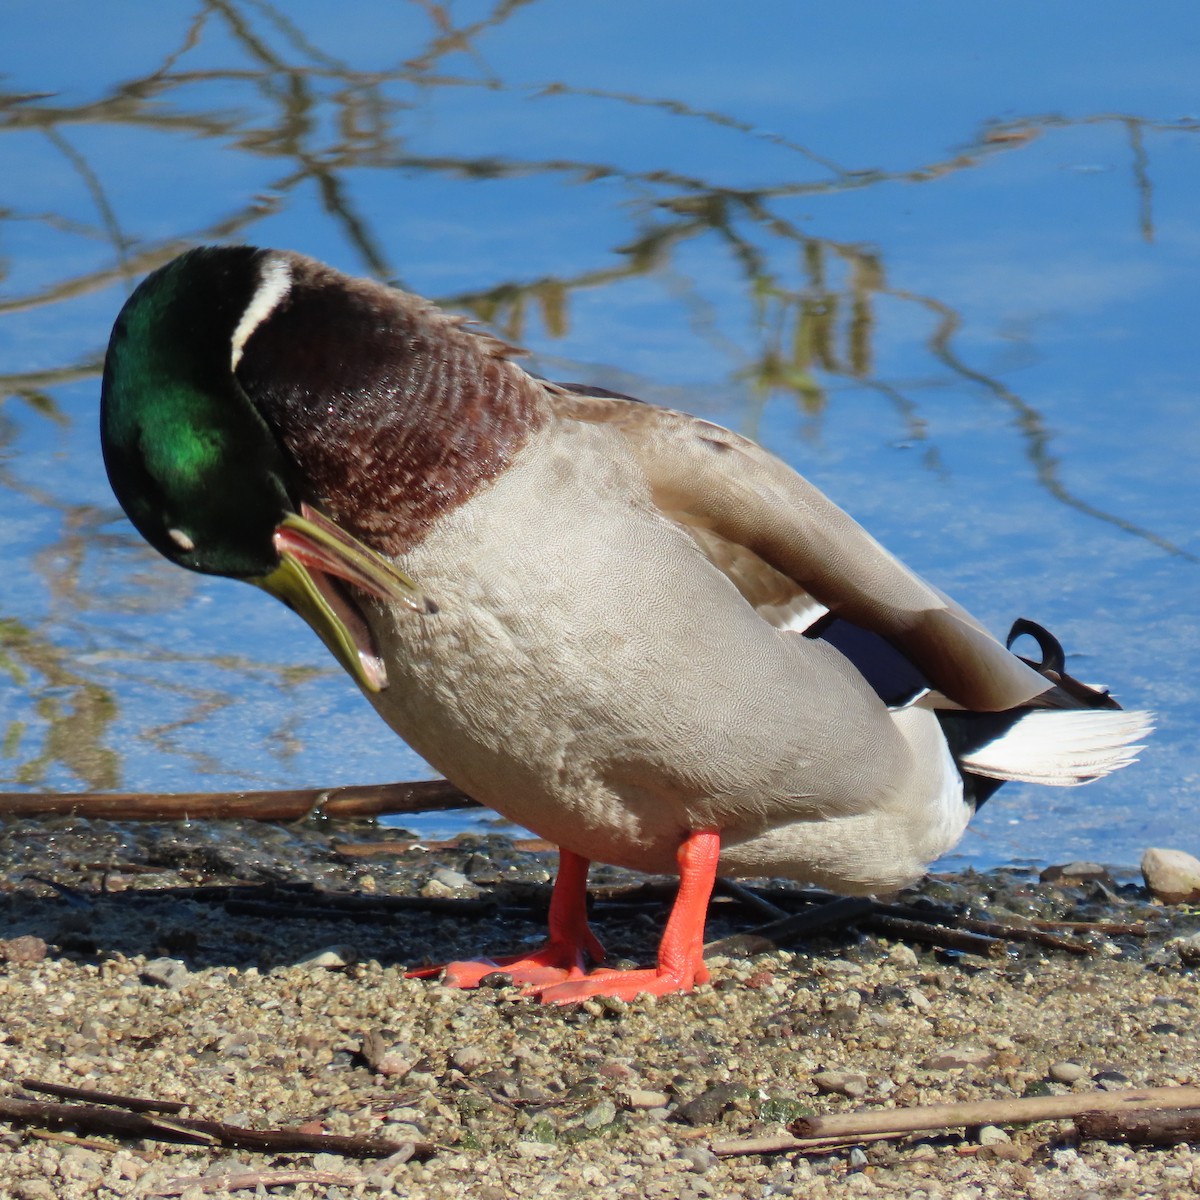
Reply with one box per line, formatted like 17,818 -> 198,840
959,709 -> 1154,786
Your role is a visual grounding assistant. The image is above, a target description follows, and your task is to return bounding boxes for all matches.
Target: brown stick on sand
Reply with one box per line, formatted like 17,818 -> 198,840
711,1086 -> 1200,1156
0,779 -> 477,821
0,1086 -> 432,1160
1075,1107 -> 1200,1145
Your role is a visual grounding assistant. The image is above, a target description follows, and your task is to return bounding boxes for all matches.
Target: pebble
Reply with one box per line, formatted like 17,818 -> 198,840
679,1146 -> 719,1174
922,1045 -> 994,1071
1140,847 -> 1200,904
674,1083 -> 745,1125
812,1070 -> 868,1097
514,1141 -> 556,1160
139,957 -> 190,989
622,1088 -> 672,1109
582,1098 -> 617,1129
0,935 -> 47,964
1039,862 -> 1112,885
449,1045 -> 488,1073
1049,1060 -> 1086,1083
292,944 -> 357,970
1167,932 -> 1200,966
13,1181 -> 56,1200
977,1124 -> 1012,1145
431,867 -> 479,893
2,820 -> 1199,1200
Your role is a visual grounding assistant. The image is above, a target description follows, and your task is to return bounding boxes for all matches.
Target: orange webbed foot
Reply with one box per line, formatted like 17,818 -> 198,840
407,832 -> 721,1006
406,848 -> 605,991
533,960 -> 710,1005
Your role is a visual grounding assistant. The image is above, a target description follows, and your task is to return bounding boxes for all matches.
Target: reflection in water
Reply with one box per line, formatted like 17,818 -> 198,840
0,2 -> 1194,831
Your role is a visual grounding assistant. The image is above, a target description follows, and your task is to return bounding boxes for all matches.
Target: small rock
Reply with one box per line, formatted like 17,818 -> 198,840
449,1045 -> 488,1073
582,1098 -> 617,1129
294,944 -> 357,970
13,1180 -> 57,1200
0,935 -> 48,964
904,987 -> 931,1012
977,1124 -> 1011,1145
922,1045 -> 994,1071
361,1030 -> 416,1077
430,867 -> 479,893
140,957 -> 189,989
1039,862 -> 1112,885
673,1083 -> 746,1125
812,1070 -> 868,1098
599,1061 -> 634,1081
824,960 -> 865,976
887,943 -> 919,970
1049,1060 -> 1086,1084
1168,932 -> 1200,966
679,1145 -> 719,1173
1140,847 -> 1200,905
419,873 -> 470,898
514,1140 -> 555,1159
622,1088 -> 672,1109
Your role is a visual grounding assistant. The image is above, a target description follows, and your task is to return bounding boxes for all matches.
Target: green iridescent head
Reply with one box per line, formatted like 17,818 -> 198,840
100,246 -> 293,576
100,246 -> 430,691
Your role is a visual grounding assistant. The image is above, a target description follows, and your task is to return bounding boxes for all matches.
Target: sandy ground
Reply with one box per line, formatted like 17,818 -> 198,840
1,815 -> 1198,1199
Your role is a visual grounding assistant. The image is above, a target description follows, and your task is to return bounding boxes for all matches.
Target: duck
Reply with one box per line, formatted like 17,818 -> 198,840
100,246 -> 1152,1004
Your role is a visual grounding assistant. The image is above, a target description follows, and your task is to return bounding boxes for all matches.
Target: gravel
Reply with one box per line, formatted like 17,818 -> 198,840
1,815 -> 1198,1198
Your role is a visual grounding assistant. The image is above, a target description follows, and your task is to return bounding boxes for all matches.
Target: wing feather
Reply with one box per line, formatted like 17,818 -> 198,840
552,388 -> 1051,712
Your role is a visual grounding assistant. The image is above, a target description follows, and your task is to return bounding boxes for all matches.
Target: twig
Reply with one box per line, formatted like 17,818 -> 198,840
794,1086 -> 1200,1141
711,1086 -> 1200,1156
860,913 -> 1006,957
19,1079 -> 185,1114
705,895 -> 877,955
148,1169 -> 363,1196
0,1089 -> 432,1159
0,779 -> 476,821
223,895 -> 494,922
711,1130 -> 902,1156
714,878 -> 791,921
1075,1108 -> 1200,1145
1029,919 -> 1148,937
869,901 -> 1095,956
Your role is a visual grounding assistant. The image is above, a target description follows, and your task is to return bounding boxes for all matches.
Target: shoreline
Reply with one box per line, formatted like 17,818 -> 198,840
1,816 -> 1198,1198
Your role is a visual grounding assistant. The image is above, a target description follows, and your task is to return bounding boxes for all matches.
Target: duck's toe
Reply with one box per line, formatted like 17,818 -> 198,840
409,928 -> 605,990
533,960 -> 709,1005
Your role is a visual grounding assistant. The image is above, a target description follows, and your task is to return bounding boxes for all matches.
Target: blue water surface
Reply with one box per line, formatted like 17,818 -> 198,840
0,1 -> 1196,869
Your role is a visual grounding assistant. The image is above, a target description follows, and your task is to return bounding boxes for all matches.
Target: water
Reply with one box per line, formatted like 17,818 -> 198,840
1,2 -> 1196,869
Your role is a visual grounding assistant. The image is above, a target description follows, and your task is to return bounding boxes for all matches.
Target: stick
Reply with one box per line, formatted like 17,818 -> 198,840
867,900 -> 1093,955
705,895 -> 878,954
1075,1108 -> 1200,1145
789,1086 -> 1200,1140
0,1092 -> 432,1159
0,779 -> 476,821
711,1130 -> 903,1156
149,1170 -> 363,1196
19,1079 -> 185,1115
860,913 -> 1005,957
711,1087 -> 1200,1157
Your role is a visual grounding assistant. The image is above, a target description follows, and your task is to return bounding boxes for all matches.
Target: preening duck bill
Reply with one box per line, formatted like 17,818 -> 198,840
254,503 -> 433,693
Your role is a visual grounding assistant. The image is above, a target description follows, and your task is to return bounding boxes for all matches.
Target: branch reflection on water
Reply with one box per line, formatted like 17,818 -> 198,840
0,0 -> 1192,790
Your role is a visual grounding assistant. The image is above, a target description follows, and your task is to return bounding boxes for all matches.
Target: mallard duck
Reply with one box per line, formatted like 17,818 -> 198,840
100,247 -> 1152,1003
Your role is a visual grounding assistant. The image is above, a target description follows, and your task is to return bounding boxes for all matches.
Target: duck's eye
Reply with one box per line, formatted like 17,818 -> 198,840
167,527 -> 196,552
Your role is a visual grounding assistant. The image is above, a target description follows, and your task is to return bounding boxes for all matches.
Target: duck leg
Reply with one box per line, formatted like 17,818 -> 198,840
413,848 -> 607,989
533,829 -> 720,1005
